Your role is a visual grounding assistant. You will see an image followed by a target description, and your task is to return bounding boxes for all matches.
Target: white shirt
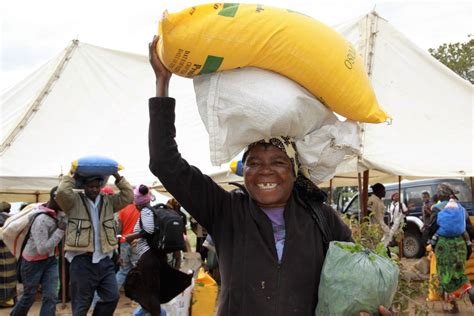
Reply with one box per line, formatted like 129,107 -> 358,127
389,201 -> 408,225
65,195 -> 113,263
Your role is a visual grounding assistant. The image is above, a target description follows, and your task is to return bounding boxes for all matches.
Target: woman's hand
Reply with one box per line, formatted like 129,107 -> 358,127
359,306 -> 391,316
149,35 -> 172,97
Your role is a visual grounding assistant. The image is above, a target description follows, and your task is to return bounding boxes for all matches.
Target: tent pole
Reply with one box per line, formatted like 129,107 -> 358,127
358,173 -> 362,221
398,176 -> 403,259
329,179 -> 333,205
471,177 -> 474,206
61,241 -> 66,308
361,170 -> 369,221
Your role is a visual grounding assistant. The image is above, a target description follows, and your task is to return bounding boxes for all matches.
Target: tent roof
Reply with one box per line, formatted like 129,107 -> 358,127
349,13 -> 473,178
1,41 -> 224,195
1,12 -> 472,199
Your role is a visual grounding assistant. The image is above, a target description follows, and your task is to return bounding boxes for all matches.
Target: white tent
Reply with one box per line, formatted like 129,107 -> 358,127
334,12 -> 473,181
0,40 -> 224,201
1,12 -> 472,201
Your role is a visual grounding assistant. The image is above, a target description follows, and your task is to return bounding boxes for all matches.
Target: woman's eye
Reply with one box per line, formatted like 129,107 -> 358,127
247,161 -> 260,167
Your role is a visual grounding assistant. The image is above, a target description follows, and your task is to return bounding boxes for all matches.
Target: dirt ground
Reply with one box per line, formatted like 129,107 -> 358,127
2,258 -> 473,315
1,291 -> 137,315
1,290 -> 473,316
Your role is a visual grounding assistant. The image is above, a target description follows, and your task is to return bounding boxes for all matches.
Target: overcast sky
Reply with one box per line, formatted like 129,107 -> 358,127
1,0 -> 472,91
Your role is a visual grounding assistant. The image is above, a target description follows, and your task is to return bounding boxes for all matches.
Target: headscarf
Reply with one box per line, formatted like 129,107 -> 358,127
134,185 -> 152,205
436,183 -> 457,201
243,136 -> 326,202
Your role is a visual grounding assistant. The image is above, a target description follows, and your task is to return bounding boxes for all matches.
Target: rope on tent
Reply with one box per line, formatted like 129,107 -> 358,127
0,40 -> 79,156
357,12 -> 379,163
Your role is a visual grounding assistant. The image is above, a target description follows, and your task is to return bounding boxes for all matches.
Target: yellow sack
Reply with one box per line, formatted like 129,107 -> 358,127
467,259 -> 474,269
192,268 -> 218,315
427,252 -> 442,301
466,266 -> 474,275
158,3 -> 388,123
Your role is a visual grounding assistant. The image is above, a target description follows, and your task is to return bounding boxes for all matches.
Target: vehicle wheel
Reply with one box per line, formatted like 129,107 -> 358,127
403,231 -> 424,258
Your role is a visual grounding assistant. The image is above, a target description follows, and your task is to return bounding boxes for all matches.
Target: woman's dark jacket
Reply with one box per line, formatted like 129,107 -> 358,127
148,97 -> 352,315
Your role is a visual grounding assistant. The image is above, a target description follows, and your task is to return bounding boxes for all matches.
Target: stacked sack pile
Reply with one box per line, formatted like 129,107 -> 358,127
157,3 -> 389,184
156,3 -> 390,314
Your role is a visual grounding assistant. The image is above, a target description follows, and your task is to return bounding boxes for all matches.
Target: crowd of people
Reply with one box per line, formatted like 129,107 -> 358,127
367,181 -> 474,312
0,34 -> 472,315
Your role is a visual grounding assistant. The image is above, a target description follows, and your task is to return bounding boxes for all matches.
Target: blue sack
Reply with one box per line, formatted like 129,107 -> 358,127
436,201 -> 466,237
229,160 -> 243,176
72,155 -> 122,177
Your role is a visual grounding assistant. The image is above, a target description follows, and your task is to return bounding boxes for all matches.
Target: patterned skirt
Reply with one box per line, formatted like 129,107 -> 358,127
0,240 -> 17,304
435,236 -> 470,298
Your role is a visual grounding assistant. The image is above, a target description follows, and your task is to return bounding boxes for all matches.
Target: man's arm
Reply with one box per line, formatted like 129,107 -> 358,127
125,232 -> 144,244
110,173 -> 134,212
56,174 -> 77,213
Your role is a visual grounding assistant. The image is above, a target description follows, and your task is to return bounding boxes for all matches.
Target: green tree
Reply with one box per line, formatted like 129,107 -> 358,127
428,35 -> 473,84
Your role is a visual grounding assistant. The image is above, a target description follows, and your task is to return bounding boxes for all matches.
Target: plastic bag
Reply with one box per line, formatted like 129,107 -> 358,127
315,241 -> 399,315
192,268 -> 218,316
194,67 -> 360,184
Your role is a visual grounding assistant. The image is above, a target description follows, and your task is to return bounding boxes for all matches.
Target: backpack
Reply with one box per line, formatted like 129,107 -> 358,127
141,204 -> 185,253
436,199 -> 466,237
1,203 -> 55,259
1,203 -> 56,283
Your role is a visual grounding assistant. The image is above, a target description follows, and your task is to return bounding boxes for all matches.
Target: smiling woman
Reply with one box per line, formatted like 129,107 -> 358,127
146,35 -> 395,316
243,140 -> 296,209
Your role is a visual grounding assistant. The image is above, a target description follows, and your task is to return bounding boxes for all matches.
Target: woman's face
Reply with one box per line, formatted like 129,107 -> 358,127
243,144 -> 296,208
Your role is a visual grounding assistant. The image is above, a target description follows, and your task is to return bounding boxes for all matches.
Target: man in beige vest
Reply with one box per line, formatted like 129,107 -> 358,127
56,171 -> 133,316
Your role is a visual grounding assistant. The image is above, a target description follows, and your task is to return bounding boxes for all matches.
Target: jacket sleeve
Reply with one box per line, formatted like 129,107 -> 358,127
148,97 -> 230,235
56,175 -> 77,214
110,177 -> 134,212
323,204 -> 353,242
31,214 -> 64,255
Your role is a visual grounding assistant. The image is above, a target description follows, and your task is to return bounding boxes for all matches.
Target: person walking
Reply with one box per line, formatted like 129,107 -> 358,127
10,187 -> 66,316
116,203 -> 140,289
56,171 -> 133,316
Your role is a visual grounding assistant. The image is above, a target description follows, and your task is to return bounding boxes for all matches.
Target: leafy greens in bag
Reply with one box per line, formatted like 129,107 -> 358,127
315,241 -> 399,315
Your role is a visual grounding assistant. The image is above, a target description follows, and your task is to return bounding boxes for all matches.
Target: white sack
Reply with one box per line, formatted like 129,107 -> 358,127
193,67 -> 360,183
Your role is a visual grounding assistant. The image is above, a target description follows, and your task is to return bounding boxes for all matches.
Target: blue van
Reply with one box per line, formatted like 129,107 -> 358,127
336,178 -> 473,258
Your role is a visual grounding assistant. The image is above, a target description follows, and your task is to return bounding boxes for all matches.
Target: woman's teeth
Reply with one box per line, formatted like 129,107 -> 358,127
257,183 -> 277,189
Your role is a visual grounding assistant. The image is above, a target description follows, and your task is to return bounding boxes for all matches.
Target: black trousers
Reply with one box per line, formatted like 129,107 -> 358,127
69,255 -> 119,316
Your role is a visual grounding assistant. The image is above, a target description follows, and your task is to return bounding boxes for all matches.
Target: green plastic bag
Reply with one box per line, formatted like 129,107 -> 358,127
315,241 -> 399,316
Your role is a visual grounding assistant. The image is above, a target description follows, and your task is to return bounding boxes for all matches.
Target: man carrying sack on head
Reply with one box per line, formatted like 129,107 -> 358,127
56,170 -> 133,316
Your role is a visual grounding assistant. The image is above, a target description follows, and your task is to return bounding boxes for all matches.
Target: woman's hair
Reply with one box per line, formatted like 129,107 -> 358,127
436,183 -> 457,201
134,184 -> 151,205
138,184 -> 149,195
294,177 -> 326,203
